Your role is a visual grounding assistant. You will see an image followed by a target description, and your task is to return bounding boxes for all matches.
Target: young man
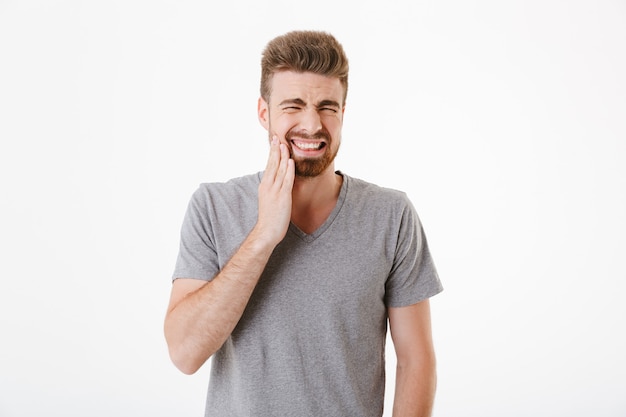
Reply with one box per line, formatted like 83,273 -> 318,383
165,30 -> 443,417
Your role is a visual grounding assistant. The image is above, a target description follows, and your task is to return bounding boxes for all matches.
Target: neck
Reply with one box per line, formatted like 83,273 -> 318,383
290,167 -> 343,234
292,168 -> 341,205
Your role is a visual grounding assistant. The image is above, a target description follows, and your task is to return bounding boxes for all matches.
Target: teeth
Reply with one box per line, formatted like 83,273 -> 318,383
293,141 -> 322,150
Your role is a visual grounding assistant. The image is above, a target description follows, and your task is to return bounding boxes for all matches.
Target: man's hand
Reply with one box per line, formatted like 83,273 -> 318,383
255,135 -> 295,246
165,139 -> 295,374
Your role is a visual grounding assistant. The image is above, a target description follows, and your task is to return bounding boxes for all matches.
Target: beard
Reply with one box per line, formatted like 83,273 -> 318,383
283,128 -> 340,178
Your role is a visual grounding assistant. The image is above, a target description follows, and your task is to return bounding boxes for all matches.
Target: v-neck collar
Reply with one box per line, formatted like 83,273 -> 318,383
288,171 -> 348,243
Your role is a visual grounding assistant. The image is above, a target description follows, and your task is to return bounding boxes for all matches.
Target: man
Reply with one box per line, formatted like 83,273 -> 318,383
164,30 -> 443,417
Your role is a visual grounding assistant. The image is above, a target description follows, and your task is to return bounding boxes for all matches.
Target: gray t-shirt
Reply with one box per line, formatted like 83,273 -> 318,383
172,171 -> 443,417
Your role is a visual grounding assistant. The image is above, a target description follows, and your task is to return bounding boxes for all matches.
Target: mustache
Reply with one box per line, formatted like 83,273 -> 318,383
285,128 -> 331,142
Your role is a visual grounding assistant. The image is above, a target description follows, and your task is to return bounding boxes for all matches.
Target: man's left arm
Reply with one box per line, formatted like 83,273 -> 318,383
388,299 -> 437,417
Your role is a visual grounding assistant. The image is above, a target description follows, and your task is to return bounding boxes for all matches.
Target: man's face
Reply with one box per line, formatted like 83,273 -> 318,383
258,71 -> 345,177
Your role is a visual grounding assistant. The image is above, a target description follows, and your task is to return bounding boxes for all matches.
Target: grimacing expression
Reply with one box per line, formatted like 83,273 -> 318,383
259,71 -> 345,178
282,124 -> 335,177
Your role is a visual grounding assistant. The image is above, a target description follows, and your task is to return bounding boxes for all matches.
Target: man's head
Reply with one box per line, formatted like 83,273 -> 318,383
260,30 -> 349,106
258,31 -> 349,178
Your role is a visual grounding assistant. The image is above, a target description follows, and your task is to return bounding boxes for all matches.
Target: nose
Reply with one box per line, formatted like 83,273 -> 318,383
299,108 -> 322,134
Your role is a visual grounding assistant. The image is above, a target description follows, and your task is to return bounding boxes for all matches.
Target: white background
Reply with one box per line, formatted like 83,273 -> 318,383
1,0 -> 625,416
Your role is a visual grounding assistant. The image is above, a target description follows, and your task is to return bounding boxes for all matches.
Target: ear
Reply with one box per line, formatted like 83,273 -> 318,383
257,97 -> 269,130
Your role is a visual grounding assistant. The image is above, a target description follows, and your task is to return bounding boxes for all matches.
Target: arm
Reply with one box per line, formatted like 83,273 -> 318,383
388,299 -> 437,417
164,137 -> 294,375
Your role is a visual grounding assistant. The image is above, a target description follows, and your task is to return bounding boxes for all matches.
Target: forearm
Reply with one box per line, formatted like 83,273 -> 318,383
392,356 -> 437,417
165,137 -> 294,374
164,226 -> 276,374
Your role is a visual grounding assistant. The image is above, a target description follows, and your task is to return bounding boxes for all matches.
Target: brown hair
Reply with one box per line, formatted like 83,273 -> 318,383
260,30 -> 349,104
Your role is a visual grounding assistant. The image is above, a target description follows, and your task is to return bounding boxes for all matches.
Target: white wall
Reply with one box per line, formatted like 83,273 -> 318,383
1,1 -> 624,416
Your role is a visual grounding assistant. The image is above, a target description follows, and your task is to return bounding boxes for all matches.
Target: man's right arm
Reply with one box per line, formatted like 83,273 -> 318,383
164,137 -> 294,375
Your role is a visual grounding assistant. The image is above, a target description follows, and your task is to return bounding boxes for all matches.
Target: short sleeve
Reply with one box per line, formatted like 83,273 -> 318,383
384,197 -> 443,307
171,187 -> 220,282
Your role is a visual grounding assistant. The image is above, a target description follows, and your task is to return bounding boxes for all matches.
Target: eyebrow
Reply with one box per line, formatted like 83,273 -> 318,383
317,100 -> 341,109
278,98 -> 342,109
279,98 -> 307,107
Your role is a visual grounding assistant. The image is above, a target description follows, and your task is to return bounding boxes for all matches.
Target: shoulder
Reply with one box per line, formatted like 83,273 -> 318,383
342,172 -> 413,210
191,172 -> 262,203
181,172 -> 261,237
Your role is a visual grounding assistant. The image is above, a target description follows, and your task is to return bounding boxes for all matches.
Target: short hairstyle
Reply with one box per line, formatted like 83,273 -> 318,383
260,30 -> 349,104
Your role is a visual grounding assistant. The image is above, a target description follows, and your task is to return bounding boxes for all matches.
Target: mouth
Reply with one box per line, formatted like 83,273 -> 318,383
290,139 -> 326,152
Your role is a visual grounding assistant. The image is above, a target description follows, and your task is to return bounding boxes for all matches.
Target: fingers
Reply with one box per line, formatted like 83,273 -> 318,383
263,136 -> 280,183
256,136 -> 294,246
264,135 -> 292,187
282,157 -> 295,192
275,140 -> 292,185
